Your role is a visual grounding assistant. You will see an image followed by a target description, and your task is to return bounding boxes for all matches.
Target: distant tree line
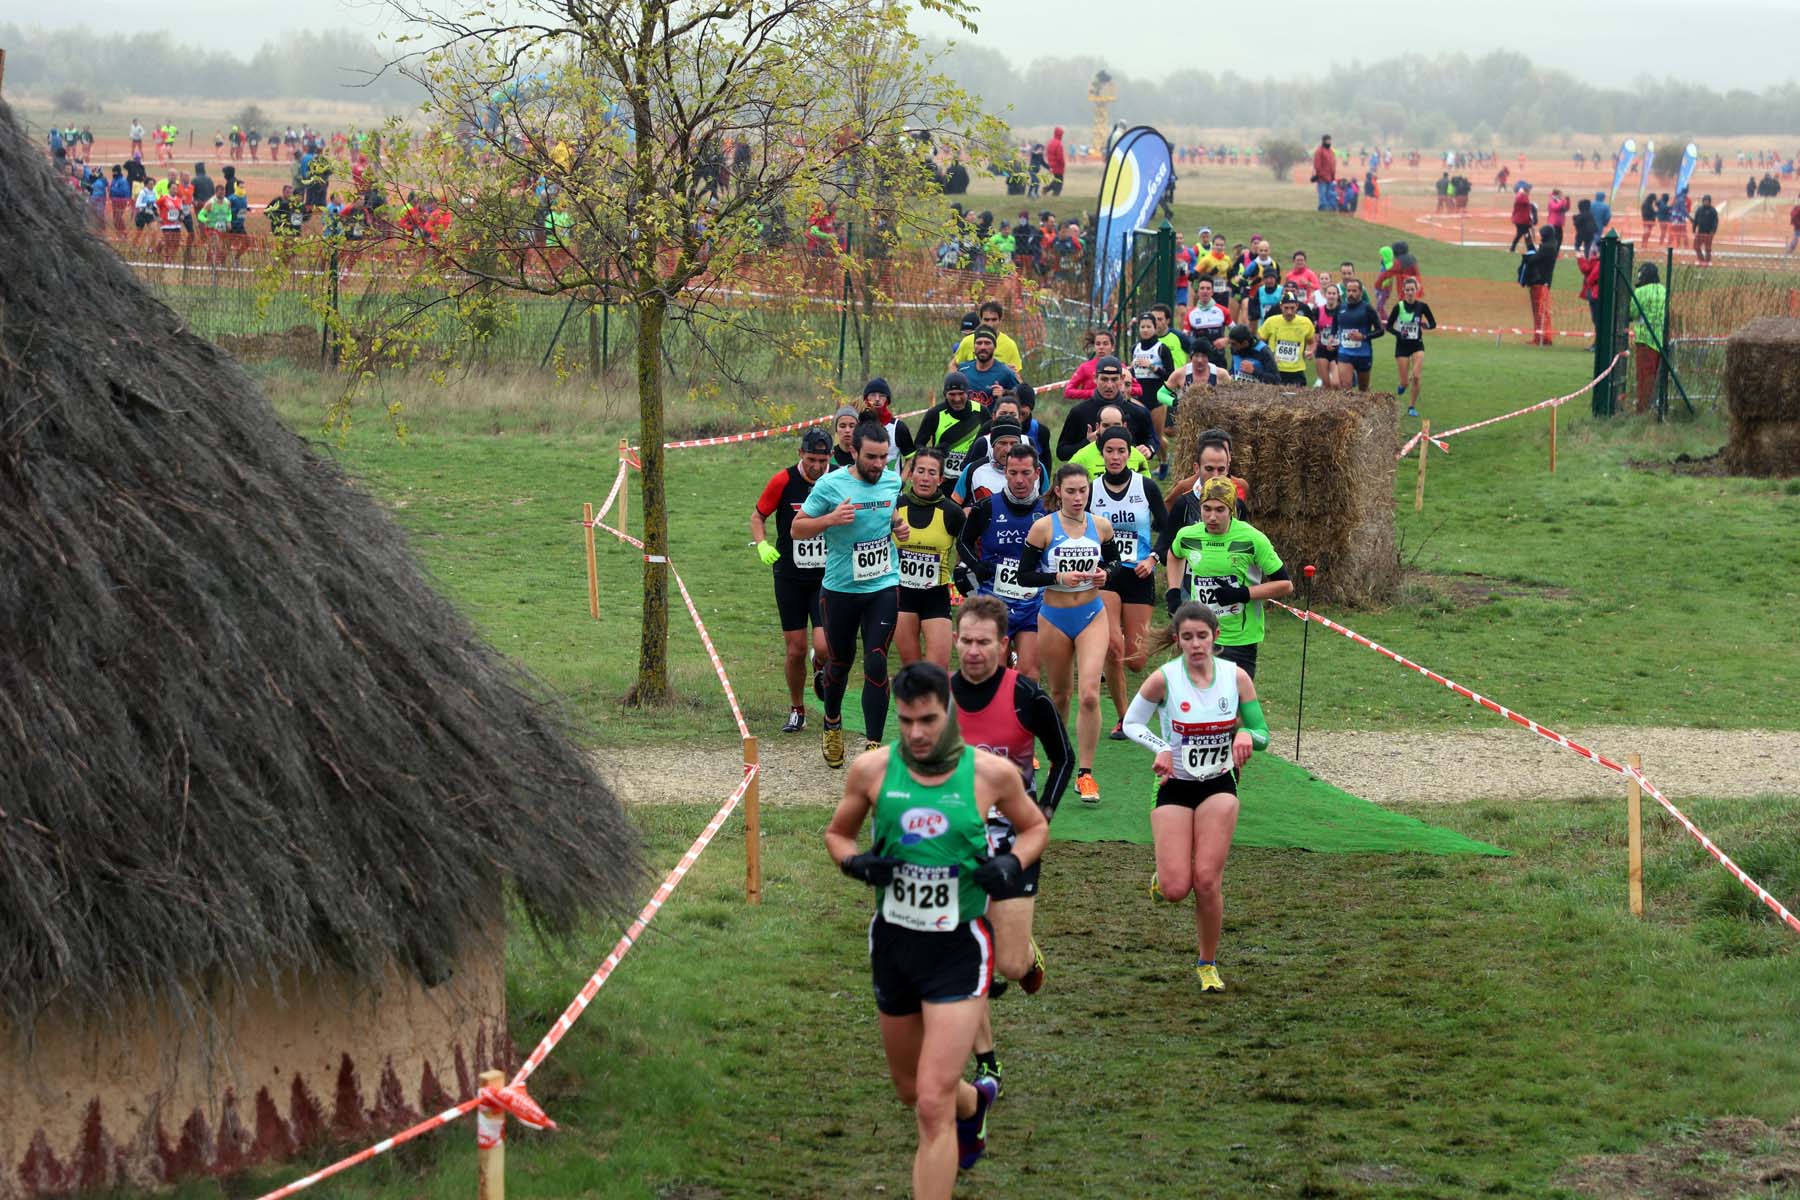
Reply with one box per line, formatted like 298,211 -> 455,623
936,45 -> 1800,145
1,25 -> 424,108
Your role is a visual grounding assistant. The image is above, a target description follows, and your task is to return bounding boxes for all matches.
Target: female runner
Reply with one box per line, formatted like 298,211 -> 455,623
1018,464 -> 1117,804
1386,275 -> 1437,419
894,448 -> 967,669
1312,281 -> 1341,387
1121,602 -> 1269,992
1086,427 -> 1168,741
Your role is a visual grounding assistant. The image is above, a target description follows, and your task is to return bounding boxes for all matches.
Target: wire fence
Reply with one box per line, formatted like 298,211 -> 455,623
1662,255 -> 1800,411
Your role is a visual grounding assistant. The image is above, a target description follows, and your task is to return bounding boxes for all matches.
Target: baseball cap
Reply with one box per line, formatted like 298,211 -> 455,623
1094,355 -> 1123,374
800,427 -> 832,454
959,311 -> 979,334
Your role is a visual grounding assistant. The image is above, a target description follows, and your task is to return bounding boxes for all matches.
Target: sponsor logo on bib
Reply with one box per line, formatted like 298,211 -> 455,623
899,807 -> 949,844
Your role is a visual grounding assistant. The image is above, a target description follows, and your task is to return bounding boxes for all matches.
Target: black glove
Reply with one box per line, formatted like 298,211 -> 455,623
954,563 -> 980,596
840,853 -> 902,887
976,561 -> 997,583
1165,587 -> 1183,615
1210,576 -> 1252,605
971,852 -> 1024,896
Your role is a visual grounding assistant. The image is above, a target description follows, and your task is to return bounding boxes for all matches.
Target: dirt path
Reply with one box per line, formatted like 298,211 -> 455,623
595,726 -> 1800,808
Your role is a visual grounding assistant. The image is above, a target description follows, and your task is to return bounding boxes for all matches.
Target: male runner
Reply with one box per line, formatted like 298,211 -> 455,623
752,432 -> 833,733
793,422 -> 910,766
917,372 -> 988,479
956,327 -> 1022,399
947,298 -> 1023,373
1184,278 -> 1230,365
951,418 -> 1042,508
951,594 -> 1072,1095
825,661 -> 1047,1192
1066,403 -> 1151,480
1256,293 -> 1316,385
1055,357 -> 1155,463
959,444 -> 1047,681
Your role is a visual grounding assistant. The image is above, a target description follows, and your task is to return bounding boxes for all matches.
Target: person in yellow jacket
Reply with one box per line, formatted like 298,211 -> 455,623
947,298 -> 1023,373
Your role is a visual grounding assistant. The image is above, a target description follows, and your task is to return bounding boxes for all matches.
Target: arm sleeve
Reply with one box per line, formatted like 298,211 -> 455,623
959,500 -> 991,576
1419,303 -> 1437,330
1018,678 -> 1073,817
754,472 -> 786,518
894,421 -> 915,457
1122,691 -> 1170,754
1015,540 -> 1057,588
1384,305 -> 1400,333
1100,534 -> 1121,565
1144,479 -> 1169,532
1237,699 -> 1270,750
940,502 -> 966,538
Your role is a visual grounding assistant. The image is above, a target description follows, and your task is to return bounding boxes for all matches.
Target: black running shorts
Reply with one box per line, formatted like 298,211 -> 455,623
868,914 -> 994,1016
1154,771 -> 1239,809
1104,567 -> 1157,606
1215,642 -> 1258,679
898,583 -> 953,620
773,574 -> 823,633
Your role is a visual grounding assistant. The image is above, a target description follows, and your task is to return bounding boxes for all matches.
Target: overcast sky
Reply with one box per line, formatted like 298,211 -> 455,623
5,0 -> 1798,91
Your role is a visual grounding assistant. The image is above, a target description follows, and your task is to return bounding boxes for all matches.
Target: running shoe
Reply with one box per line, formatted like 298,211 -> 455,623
1019,939 -> 1046,995
1397,383 -> 1407,396
864,739 -> 880,754
1108,721 -> 1127,741
1406,405 -> 1419,418
974,1057 -> 1005,1098
822,722 -> 844,769
1196,962 -> 1226,993
781,707 -> 805,734
1149,871 -> 1164,901
989,976 -> 1009,1000
956,1076 -> 999,1170
1076,772 -> 1100,805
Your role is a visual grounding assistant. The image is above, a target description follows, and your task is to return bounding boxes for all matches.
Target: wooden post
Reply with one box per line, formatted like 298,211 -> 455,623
1413,420 -> 1430,512
744,736 -> 762,904
582,503 -> 600,620
617,438 -> 631,536
0,48 -> 8,95
1548,403 -> 1558,474
476,1069 -> 507,1200
1627,752 -> 1644,918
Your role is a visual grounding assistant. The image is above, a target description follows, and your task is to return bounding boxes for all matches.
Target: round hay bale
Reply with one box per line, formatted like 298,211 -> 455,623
1723,316 -> 1800,478
1172,382 -> 1400,606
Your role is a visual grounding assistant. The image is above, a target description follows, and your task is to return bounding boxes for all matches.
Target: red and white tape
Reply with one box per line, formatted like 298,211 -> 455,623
593,459 -> 630,527
512,762 -> 759,1085
256,1098 -> 482,1200
1396,350 -> 1628,459
658,406 -> 927,451
593,518 -> 750,739
1276,600 -> 1800,935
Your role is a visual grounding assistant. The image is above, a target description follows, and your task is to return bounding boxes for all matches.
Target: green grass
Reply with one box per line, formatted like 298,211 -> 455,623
256,334 -> 1800,742
213,794 -> 1800,1200
1163,202 -> 1523,284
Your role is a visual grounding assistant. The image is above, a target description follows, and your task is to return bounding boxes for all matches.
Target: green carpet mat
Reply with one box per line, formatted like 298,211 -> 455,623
805,686 -> 1504,857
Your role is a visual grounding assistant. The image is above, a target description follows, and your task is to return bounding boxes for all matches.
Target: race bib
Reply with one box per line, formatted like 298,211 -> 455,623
1320,330 -> 1339,349
1397,321 -> 1420,340
992,559 -> 1035,601
791,535 -> 827,571
944,451 -> 967,476
1179,736 -> 1233,780
852,538 -> 892,582
1113,531 -> 1138,561
1055,546 -> 1101,577
898,548 -> 939,589
883,863 -> 958,931
1274,341 -> 1302,364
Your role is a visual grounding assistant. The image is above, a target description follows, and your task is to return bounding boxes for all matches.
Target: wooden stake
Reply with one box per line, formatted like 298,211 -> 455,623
476,1069 -> 506,1200
1413,420 -> 1430,512
744,736 -> 762,904
1548,404 -> 1558,474
582,503 -> 600,620
617,438 -> 631,536
1627,752 -> 1644,918
0,48 -> 8,95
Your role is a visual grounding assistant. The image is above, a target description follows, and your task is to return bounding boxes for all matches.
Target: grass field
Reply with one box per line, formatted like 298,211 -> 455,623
165,195 -> 1800,1198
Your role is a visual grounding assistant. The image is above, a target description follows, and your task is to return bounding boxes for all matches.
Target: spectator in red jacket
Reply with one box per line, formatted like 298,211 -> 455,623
1509,183 -> 1536,251
1576,244 -> 1603,331
1045,127 -> 1067,196
1064,328 -> 1143,400
1312,135 -> 1337,211
1547,188 -> 1570,237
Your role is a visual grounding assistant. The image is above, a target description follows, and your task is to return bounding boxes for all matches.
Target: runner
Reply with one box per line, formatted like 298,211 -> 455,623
959,445 -> 1047,681
1386,276 -> 1437,419
956,327 -> 1022,400
1184,278 -> 1230,368
1164,476 -> 1293,679
1120,602 -> 1269,991
1332,278 -> 1384,391
1255,292 -> 1316,386
1224,325 -> 1278,382
951,594 -> 1073,1095
792,422 -> 910,767
1055,356 -> 1155,461
860,377 -> 915,467
1066,403 -> 1152,479
1147,304 -> 1189,471
824,661 -> 1047,1192
917,373 -> 989,479
1063,329 -> 1143,401
829,405 -> 861,468
1313,282 -> 1341,387
1087,429 -> 1169,741
895,448 -> 968,669
951,416 -> 1044,509
947,299 -> 1023,374
1018,464 -> 1118,804
752,428 -> 834,733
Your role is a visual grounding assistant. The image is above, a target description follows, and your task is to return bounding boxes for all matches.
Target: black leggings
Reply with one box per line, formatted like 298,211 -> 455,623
1509,222 -> 1534,251
821,586 -> 899,741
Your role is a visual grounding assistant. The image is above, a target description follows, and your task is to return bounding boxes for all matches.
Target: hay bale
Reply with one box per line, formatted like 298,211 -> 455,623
1172,382 -> 1399,606
1723,317 -> 1800,477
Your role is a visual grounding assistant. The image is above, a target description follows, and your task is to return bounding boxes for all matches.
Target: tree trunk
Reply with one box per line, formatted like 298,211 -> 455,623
631,293 -> 670,704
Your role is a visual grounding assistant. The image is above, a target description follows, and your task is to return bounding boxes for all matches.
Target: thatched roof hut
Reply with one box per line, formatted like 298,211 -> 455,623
0,99 -> 640,1193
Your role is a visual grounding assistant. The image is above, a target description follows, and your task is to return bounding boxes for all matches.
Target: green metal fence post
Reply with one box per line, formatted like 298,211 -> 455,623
1155,221 -> 1176,312
1593,232 -> 1623,417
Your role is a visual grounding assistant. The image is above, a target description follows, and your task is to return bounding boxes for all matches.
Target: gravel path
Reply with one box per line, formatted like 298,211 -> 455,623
596,725 -> 1800,809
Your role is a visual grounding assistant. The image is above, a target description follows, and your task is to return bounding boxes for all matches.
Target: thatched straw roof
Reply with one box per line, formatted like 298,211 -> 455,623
0,100 -> 640,1031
